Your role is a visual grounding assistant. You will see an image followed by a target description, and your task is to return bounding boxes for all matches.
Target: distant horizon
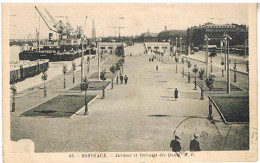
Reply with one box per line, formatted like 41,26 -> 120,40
6,3 -> 248,39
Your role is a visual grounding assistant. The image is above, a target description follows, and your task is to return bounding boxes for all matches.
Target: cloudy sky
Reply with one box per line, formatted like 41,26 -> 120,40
5,3 -> 248,39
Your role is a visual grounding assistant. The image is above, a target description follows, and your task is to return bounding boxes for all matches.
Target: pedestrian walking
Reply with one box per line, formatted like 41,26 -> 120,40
190,134 -> 201,151
174,88 -> 178,101
156,65 -> 158,71
124,75 -> 128,84
120,75 -> 124,84
170,135 -> 181,152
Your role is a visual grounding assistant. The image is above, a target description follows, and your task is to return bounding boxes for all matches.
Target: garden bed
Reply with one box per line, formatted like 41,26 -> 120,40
70,81 -> 111,91
20,94 -> 97,118
211,95 -> 249,123
89,72 -> 117,80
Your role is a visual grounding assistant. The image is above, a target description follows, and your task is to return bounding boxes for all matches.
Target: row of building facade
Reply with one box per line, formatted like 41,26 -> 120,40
135,22 -> 248,51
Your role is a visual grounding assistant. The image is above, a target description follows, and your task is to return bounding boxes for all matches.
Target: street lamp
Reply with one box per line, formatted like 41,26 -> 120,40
175,37 -> 178,56
96,38 -> 102,80
223,33 -> 232,94
204,34 -> 210,78
180,37 -> 182,54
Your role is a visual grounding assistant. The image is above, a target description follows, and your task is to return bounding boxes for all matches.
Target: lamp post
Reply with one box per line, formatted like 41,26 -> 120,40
223,33 -> 232,94
96,38 -> 102,80
175,37 -> 178,56
180,37 -> 182,54
204,34 -> 210,78
234,60 -> 237,83
168,39 -> 171,61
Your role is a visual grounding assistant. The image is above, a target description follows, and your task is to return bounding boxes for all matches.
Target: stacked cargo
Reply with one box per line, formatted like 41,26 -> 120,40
10,60 -> 49,84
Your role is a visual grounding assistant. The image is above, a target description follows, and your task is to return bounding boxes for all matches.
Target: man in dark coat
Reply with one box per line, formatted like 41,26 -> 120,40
190,134 -> 201,151
170,135 -> 181,152
174,88 -> 178,101
120,75 -> 124,84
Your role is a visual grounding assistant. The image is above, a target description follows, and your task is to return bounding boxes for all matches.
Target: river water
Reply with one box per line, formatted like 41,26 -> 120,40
10,45 -> 22,62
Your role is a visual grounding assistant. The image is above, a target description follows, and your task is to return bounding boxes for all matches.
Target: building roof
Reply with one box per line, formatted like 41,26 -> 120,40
141,32 -> 158,37
158,29 -> 187,38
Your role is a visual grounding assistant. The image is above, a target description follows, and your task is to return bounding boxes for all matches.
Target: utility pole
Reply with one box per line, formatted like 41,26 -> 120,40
223,33 -> 232,94
204,34 -> 210,78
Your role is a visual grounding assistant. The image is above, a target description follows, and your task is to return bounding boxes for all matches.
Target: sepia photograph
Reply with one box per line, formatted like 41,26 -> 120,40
2,3 -> 258,162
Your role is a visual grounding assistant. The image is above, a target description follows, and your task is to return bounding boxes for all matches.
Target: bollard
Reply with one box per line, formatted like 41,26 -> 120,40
188,72 -> 190,83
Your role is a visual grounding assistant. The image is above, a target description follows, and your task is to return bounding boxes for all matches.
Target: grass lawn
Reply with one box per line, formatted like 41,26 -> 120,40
20,94 -> 97,118
196,80 -> 242,92
70,81 -> 111,91
89,72 -> 117,80
211,96 -> 249,123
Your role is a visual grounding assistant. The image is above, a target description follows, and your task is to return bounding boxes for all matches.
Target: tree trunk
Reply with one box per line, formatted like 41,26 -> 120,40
211,57 -> 213,73
194,73 -> 197,90
11,95 -> 15,112
44,81 -> 47,98
64,74 -> 66,89
73,72 -> 75,83
84,90 -> 88,115
182,65 -> 184,77
102,88 -> 105,99
222,65 -> 224,77
111,78 -> 114,89
234,70 -> 237,83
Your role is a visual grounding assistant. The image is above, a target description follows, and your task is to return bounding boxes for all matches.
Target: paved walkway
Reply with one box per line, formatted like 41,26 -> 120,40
11,45 -> 249,152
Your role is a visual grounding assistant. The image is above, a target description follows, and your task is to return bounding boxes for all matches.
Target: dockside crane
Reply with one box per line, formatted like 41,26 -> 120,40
34,6 -> 57,33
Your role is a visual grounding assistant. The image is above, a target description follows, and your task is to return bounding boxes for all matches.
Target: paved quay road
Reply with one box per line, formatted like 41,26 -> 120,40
11,46 -> 249,152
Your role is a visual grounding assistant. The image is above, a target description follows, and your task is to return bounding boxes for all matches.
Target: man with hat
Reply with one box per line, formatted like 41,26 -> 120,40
170,135 -> 181,152
190,134 -> 201,151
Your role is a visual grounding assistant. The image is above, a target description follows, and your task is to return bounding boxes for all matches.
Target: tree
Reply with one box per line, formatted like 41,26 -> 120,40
100,69 -> 107,81
63,64 -> 68,89
10,84 -> 17,112
109,65 -> 116,74
109,65 -> 116,89
199,68 -> 205,80
209,50 -> 217,73
205,73 -> 215,120
187,60 -> 192,83
80,77 -> 89,115
42,72 -> 48,97
175,57 -> 179,73
192,64 -> 199,90
72,62 -> 76,83
181,57 -> 185,77
221,57 -> 225,77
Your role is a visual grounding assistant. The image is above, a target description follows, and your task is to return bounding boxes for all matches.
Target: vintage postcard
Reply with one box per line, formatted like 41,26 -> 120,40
2,3 -> 258,162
